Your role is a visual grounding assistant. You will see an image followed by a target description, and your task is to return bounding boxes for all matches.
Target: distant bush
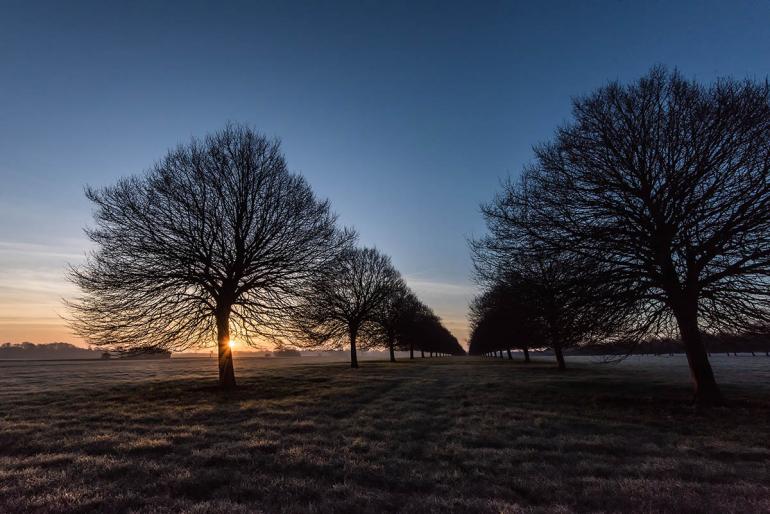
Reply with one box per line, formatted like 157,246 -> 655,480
272,349 -> 301,358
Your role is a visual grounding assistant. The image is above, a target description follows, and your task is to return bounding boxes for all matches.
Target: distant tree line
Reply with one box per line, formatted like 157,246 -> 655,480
471,333 -> 770,359
571,333 -> 770,357
68,124 -> 462,387
470,67 -> 770,405
0,342 -> 102,360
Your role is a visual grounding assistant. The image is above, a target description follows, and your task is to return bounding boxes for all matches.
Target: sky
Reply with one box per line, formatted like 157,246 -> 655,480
1,0 -> 769,347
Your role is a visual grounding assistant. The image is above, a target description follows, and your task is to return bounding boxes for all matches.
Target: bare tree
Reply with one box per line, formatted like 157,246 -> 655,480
492,67 -> 770,404
397,301 -> 465,358
67,124 -> 352,388
369,283 -> 413,362
468,277 -> 541,362
470,245 -> 624,370
292,247 -> 403,368
393,293 -> 427,360
517,254 -> 628,370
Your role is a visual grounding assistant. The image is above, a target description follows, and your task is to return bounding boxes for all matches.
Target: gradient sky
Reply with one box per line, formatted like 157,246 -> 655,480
1,0 -> 769,347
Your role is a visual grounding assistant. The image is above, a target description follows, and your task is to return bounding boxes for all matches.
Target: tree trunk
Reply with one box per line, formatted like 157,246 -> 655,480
674,307 -> 722,406
523,346 -> 530,363
410,343 -> 414,359
389,337 -> 396,363
507,348 -> 513,360
349,327 -> 359,369
421,350 -> 425,358
553,344 -> 566,370
216,309 -> 236,389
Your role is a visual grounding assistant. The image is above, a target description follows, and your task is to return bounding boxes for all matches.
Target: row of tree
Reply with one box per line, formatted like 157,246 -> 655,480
470,326 -> 770,360
470,67 -> 770,405
291,245 -> 464,368
67,124 -> 461,388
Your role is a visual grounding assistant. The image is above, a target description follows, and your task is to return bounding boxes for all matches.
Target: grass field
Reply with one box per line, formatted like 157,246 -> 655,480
2,355 -> 769,513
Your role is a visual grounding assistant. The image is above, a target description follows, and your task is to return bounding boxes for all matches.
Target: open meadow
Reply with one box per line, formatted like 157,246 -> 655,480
1,355 -> 769,513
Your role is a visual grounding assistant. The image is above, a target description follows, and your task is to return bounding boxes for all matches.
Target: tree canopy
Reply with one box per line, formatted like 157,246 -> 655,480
68,124 -> 352,387
291,247 -> 404,368
470,67 -> 770,404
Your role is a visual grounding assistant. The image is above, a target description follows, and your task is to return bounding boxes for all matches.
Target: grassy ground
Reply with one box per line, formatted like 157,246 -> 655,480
1,356 -> 769,513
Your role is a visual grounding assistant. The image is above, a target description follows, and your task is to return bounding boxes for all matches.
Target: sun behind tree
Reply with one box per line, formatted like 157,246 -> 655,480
66,124 -> 353,388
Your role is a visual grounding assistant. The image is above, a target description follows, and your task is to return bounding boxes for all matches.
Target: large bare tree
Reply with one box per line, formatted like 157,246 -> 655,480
67,124 -> 352,388
292,247 -> 403,368
491,67 -> 770,404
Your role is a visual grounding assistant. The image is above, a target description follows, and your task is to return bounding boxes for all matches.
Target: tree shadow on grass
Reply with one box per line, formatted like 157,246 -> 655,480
2,359 -> 770,513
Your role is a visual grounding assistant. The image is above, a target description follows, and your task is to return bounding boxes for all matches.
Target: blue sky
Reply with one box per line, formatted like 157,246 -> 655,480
1,0 -> 769,345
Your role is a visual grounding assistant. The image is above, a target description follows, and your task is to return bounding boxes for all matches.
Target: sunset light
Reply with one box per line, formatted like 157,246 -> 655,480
3,2 -> 770,512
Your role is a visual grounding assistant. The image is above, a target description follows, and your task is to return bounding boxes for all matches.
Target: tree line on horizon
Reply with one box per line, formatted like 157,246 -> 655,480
469,67 -> 770,406
469,332 -> 770,360
66,124 -> 463,388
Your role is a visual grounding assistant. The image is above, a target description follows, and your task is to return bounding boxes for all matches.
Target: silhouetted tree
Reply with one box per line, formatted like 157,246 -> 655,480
522,254 -> 625,370
469,252 -> 623,370
292,247 -> 403,368
398,303 -> 465,357
421,318 -> 465,356
467,278 -> 542,361
67,124 -> 352,388
399,297 -> 432,359
491,68 -> 770,404
369,284 -> 415,362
